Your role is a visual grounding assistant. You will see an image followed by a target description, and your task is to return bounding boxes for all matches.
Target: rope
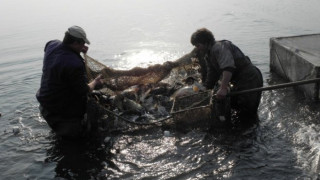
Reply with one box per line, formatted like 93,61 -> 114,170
171,94 -> 211,113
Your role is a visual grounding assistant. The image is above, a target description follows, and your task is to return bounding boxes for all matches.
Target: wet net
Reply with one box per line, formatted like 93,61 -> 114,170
84,51 -> 197,93
83,50 -> 215,131
170,90 -> 213,130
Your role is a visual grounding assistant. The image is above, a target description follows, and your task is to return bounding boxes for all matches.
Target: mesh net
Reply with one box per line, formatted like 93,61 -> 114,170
84,52 -> 196,92
83,51 -> 214,130
170,90 -> 213,130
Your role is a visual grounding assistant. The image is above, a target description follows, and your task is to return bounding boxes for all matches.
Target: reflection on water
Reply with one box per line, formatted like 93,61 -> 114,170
1,79 -> 320,179
37,73 -> 320,180
114,49 -> 177,70
259,74 -> 320,178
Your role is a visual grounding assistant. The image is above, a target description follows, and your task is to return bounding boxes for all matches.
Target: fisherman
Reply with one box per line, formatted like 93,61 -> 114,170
187,28 -> 263,123
36,26 -> 103,139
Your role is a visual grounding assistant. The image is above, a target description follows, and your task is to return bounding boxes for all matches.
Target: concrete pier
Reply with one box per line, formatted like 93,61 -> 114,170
270,34 -> 320,99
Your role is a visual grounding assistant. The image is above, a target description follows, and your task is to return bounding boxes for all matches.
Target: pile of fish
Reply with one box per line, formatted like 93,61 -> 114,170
91,76 -> 207,126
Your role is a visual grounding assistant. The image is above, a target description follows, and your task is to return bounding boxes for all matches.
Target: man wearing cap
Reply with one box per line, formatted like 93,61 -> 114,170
36,26 -> 103,139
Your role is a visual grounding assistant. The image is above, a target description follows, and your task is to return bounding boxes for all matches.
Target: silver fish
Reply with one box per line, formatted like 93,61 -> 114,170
170,81 -> 206,100
113,94 -> 145,114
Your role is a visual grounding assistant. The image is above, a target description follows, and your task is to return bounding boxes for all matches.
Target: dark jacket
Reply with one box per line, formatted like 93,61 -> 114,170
202,40 -> 252,89
36,40 -> 89,118
199,40 -> 263,114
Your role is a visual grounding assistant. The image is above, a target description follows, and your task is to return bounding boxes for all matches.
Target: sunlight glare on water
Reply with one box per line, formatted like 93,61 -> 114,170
114,49 -> 174,69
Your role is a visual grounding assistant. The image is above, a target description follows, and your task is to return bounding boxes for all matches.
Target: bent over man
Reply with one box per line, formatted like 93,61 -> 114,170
190,28 -> 263,122
36,26 -> 102,139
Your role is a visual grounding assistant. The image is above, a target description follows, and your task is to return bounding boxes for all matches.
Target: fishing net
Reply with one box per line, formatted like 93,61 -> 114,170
83,50 -> 236,133
83,50 -> 205,131
170,90 -> 213,130
83,50 -> 197,93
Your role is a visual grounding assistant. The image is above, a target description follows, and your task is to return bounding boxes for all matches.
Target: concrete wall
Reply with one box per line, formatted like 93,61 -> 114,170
270,35 -> 320,99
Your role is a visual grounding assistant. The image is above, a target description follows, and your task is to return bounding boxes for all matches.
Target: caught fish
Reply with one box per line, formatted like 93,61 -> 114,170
142,96 -> 169,117
113,94 -> 145,114
170,76 -> 206,100
170,85 -> 198,100
152,104 -> 169,117
120,84 -> 153,103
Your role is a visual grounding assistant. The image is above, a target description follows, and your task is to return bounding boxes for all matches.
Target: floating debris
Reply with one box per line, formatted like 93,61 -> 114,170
12,126 -> 20,135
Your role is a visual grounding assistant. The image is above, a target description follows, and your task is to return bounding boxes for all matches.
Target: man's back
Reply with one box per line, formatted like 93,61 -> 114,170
36,40 -> 89,118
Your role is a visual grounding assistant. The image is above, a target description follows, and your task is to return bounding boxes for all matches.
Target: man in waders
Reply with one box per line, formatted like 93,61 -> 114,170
36,26 -> 103,139
190,28 -> 263,125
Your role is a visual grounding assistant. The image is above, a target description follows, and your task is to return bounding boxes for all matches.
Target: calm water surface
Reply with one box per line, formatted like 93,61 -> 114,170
1,0 -> 320,179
